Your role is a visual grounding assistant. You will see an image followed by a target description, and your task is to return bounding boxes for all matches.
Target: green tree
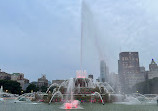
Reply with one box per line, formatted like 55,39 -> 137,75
0,80 -> 22,94
26,84 -> 39,93
133,77 -> 158,94
40,86 -> 48,92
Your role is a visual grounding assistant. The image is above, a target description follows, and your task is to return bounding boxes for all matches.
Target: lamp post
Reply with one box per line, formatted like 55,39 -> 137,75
6,90 -> 8,93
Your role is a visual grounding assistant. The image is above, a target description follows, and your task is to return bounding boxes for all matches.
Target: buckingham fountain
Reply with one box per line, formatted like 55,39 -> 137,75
41,69 -> 158,109
43,70 -> 122,109
36,0 -> 158,109
41,1 -> 115,109
1,0 -> 158,111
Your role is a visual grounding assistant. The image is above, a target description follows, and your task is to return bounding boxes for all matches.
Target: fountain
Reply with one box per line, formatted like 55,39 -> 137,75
41,0 -> 158,108
124,95 -> 141,104
49,91 -> 63,104
91,92 -> 104,105
0,86 -> 3,93
14,93 -> 35,103
0,86 -> 4,101
46,70 -> 116,108
46,83 -> 59,93
59,78 -> 82,109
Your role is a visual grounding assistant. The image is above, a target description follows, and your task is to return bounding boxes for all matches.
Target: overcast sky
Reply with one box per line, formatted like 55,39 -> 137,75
0,0 -> 158,82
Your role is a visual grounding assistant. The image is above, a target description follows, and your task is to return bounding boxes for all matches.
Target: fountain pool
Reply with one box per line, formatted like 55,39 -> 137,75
1,100 -> 158,111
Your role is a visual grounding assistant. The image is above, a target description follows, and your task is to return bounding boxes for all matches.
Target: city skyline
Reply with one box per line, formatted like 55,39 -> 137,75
1,0 -> 158,110
1,0 -> 158,81
0,51 -> 157,82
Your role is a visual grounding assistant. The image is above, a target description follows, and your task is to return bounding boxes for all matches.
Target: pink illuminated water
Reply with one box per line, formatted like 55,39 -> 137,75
64,100 -> 79,109
76,70 -> 87,78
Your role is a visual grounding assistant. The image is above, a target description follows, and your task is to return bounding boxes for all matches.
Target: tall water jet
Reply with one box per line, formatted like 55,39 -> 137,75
80,0 -> 83,71
0,86 -> 3,93
65,78 -> 74,102
0,86 -> 4,101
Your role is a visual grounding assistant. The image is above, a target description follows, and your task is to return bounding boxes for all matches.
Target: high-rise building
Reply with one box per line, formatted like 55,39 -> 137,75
147,59 -> 158,79
118,52 -> 145,92
0,69 -> 11,80
38,75 -> 48,88
100,60 -> 109,82
118,52 -> 140,75
149,59 -> 158,71
11,73 -> 29,90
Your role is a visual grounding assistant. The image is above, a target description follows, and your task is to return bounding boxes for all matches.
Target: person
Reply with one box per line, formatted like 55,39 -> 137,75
157,98 -> 158,105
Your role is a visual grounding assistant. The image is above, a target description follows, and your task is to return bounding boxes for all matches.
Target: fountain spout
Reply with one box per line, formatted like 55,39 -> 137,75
91,92 -> 104,105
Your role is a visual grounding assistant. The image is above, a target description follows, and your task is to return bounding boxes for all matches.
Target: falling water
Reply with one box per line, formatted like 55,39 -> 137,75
65,78 -> 74,102
49,91 -> 63,104
60,78 -> 83,109
91,92 -> 104,105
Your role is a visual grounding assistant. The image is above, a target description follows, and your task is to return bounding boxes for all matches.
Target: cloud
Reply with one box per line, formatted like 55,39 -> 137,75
81,0 -> 158,75
0,0 -> 158,81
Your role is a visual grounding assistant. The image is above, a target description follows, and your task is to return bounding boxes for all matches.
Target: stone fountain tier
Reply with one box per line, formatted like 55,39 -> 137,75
44,77 -> 123,105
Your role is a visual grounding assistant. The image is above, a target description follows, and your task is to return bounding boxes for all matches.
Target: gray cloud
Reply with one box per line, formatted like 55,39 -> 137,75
0,0 -> 158,81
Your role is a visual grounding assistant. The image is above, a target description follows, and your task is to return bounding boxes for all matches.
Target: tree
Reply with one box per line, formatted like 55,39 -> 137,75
0,80 -> 22,94
26,84 -> 39,93
133,77 -> 158,94
40,86 -> 48,92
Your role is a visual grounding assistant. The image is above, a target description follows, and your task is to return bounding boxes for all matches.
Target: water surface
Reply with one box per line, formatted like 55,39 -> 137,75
1,100 -> 158,111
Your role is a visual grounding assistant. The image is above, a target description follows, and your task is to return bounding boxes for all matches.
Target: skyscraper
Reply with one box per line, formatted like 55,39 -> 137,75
118,52 -> 144,93
118,52 -> 140,75
149,59 -> 158,71
148,59 -> 158,79
100,60 -> 109,82
38,75 -> 48,88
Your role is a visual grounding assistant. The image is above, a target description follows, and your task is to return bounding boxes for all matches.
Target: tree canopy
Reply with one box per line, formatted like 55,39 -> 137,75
0,80 -> 22,94
26,84 -> 39,93
40,86 -> 48,92
133,77 -> 158,94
